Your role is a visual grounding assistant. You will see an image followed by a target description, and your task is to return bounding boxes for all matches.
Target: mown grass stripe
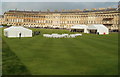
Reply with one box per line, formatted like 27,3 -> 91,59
2,28 -> 118,75
2,40 -> 31,75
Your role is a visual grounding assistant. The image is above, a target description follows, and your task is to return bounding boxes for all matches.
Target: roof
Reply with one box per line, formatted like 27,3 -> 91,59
4,26 -> 32,31
71,25 -> 88,29
88,24 -> 108,30
87,25 -> 97,29
5,8 -> 118,14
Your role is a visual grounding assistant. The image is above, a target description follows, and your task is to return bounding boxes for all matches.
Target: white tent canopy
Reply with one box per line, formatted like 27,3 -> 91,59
4,26 -> 32,37
87,24 -> 109,34
71,25 -> 89,33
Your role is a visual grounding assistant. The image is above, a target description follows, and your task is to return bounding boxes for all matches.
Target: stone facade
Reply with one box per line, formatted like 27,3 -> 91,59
3,8 -> 119,31
0,15 -> 4,25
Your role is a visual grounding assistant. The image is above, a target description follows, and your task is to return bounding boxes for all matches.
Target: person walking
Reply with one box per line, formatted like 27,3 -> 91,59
19,33 -> 21,39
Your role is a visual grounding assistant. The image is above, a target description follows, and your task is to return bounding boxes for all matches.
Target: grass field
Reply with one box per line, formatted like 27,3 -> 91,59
2,28 -> 118,75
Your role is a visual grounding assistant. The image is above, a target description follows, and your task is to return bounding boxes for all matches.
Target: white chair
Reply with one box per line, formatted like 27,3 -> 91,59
43,34 -> 49,37
47,35 -> 53,38
62,34 -> 68,38
43,33 -> 82,38
75,33 -> 82,36
51,33 -> 58,38
43,34 -> 52,38
69,34 -> 76,38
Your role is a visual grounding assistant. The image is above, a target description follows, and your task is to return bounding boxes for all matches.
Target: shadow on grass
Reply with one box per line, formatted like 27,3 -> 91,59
2,40 -> 31,75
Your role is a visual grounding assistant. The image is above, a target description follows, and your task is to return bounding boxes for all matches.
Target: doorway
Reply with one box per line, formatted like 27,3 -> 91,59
89,30 -> 97,34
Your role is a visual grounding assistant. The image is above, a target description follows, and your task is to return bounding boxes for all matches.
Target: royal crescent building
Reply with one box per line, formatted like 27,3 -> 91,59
2,7 -> 120,31
0,15 -> 4,25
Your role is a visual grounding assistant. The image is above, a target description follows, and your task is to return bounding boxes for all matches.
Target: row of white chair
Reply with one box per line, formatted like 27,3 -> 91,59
43,33 -> 82,38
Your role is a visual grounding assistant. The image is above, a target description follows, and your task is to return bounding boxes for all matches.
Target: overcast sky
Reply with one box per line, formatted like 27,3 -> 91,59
1,0 -> 119,2
0,2 -> 118,15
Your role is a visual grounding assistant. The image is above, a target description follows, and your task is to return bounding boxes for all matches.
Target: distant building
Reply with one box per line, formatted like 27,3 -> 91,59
118,1 -> 120,10
3,7 -> 119,31
0,15 -> 4,25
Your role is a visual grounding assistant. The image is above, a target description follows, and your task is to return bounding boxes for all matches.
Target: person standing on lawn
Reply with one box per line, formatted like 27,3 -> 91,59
19,33 -> 21,39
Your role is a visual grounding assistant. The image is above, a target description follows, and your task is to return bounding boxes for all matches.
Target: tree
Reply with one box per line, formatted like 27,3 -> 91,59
62,9 -> 65,12
2,24 -> 7,26
47,9 -> 50,12
54,9 -> 58,12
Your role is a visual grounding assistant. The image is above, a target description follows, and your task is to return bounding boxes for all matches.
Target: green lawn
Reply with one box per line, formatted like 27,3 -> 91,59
2,28 -> 118,75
